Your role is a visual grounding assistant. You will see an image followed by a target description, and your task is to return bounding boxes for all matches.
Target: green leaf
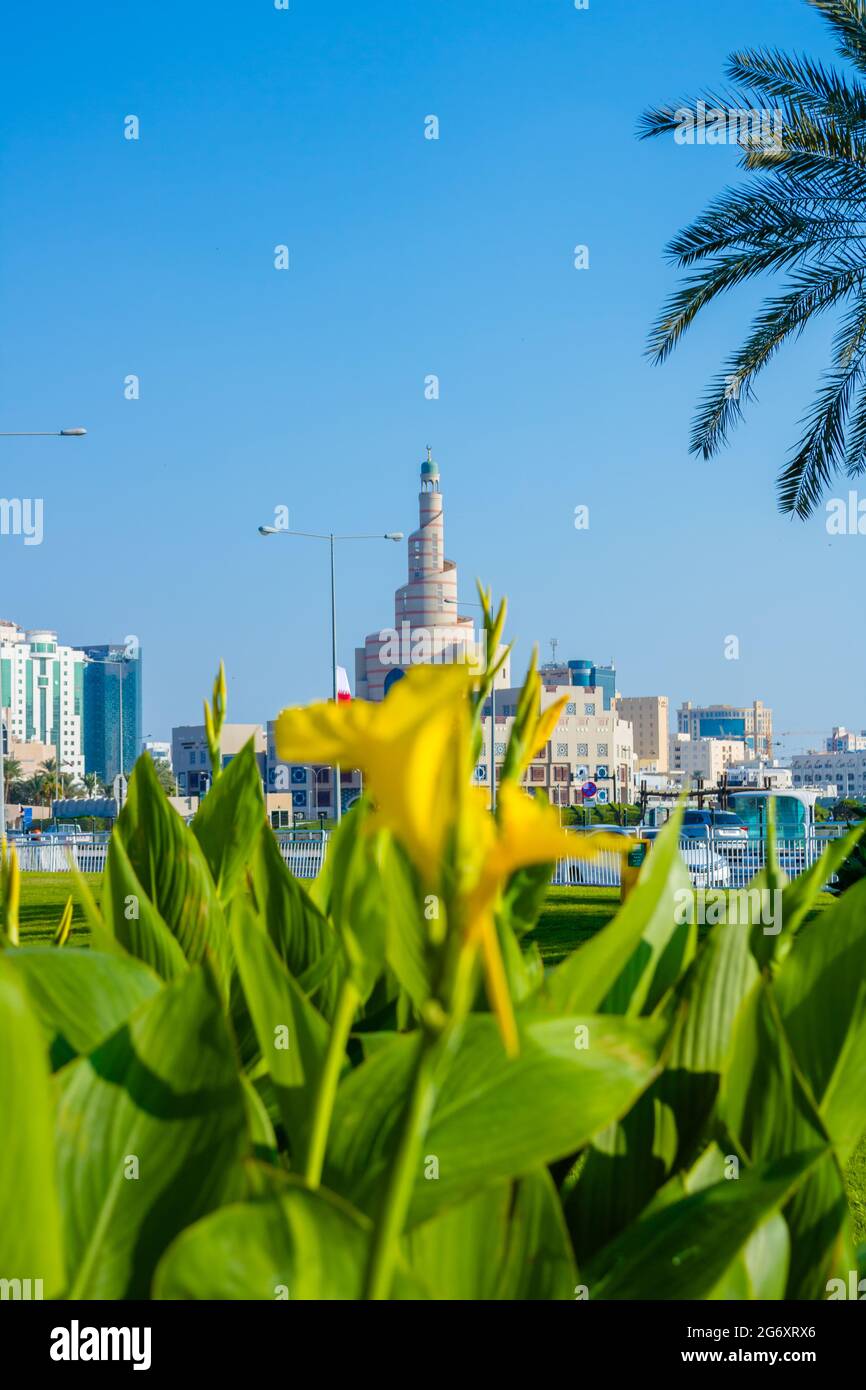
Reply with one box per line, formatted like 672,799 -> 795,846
377,833 -> 433,1012
153,1181 -> 424,1300
312,800 -> 386,1000
247,825 -> 344,1022
112,752 -> 231,988
0,957 -> 64,1296
9,946 -> 161,1067
495,1168 -> 578,1299
56,965 -> 248,1299
586,1149 -> 823,1300
720,976 -> 853,1300
101,835 -> 188,981
191,740 -> 266,904
545,807 -> 689,1015
230,905 -> 331,1167
774,877 -> 866,1162
326,1012 -> 667,1226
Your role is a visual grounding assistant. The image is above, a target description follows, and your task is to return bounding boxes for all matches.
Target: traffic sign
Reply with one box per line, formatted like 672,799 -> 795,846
581,780 -> 598,801
596,765 -> 609,780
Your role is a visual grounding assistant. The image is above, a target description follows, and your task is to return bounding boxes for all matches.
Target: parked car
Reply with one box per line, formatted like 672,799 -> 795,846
680,810 -> 748,842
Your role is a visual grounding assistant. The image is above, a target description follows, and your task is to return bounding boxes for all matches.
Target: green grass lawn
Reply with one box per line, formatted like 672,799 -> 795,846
16,872 -> 866,1246
19,872 -> 98,946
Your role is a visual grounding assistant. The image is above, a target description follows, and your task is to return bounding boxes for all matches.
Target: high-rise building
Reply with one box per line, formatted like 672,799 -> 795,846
677,700 -> 773,758
76,644 -> 143,785
0,621 -> 86,778
568,659 -> 617,710
354,449 -> 511,701
616,695 -> 670,771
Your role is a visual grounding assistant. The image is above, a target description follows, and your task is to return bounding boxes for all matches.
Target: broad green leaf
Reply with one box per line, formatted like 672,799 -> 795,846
9,946 -> 161,1067
774,877 -> 866,1162
566,916 -> 758,1264
101,834 -> 189,981
113,752 -> 231,987
191,739 -> 266,904
248,824 -> 344,1022
311,800 -> 386,1000
779,820 -> 866,946
404,1185 -> 511,1299
720,977 -> 853,1300
57,965 -> 248,1299
495,1168 -> 578,1299
545,806 -> 688,1015
231,906 -> 331,1167
0,957 -> 64,1296
377,832 -> 433,1012
586,1149 -> 823,1300
326,1012 -> 667,1226
153,1182 -> 424,1300
674,1143 -> 790,1300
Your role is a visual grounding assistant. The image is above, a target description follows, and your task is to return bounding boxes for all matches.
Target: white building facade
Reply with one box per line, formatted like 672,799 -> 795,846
0,621 -> 86,779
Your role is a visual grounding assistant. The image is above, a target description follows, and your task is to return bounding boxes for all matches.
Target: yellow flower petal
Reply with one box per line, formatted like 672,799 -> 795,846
275,665 -> 475,877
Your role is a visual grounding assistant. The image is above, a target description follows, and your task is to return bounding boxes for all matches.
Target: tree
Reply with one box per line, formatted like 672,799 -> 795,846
151,759 -> 177,796
640,0 -> 866,516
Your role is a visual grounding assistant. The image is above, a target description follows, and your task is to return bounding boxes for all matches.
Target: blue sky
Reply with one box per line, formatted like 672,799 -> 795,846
2,0 -> 858,752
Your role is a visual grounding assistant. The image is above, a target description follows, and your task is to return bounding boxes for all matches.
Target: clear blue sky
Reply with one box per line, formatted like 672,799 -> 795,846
2,0 -> 857,753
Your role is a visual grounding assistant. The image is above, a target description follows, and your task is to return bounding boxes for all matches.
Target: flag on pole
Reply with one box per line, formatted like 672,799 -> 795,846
336,666 -> 352,703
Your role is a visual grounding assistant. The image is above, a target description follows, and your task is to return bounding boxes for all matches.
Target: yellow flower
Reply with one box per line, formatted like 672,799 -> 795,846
462,784 -> 627,1056
275,665 -> 475,879
276,663 -> 630,1059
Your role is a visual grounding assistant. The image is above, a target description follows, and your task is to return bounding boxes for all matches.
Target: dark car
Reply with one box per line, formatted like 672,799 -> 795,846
680,809 -> 748,841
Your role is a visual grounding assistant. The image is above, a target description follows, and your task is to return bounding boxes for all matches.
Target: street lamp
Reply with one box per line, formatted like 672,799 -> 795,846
257,527 -> 404,823
0,428 -> 87,437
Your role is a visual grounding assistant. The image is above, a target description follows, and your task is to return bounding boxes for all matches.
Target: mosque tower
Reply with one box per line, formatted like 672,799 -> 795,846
355,449 -> 505,701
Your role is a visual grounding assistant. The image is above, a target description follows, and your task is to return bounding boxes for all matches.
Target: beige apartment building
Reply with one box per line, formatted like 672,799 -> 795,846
669,733 -> 748,781
615,695 -> 669,771
478,681 -> 636,805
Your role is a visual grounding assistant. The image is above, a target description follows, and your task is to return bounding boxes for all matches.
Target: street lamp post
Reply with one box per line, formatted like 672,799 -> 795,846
258,526 -> 403,823
0,428 -> 87,437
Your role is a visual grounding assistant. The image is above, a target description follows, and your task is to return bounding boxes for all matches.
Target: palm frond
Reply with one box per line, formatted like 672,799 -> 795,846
777,346 -> 866,515
808,1 -> 866,77
726,46 -> 866,121
689,267 -> 863,457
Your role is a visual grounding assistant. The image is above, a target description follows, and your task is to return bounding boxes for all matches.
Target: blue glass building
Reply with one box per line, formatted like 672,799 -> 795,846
76,643 -> 142,784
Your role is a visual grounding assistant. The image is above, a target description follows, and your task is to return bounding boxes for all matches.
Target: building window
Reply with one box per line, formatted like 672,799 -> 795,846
584,703 -> 596,716
597,744 -> 608,756
556,742 -> 568,757
494,742 -> 506,756
530,766 -> 545,783
553,766 -> 569,782
566,702 -> 576,715
576,743 -> 588,756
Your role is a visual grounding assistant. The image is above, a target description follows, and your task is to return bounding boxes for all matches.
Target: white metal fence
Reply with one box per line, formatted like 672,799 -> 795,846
275,836 -> 329,879
14,840 -> 110,874
552,832 -> 836,890
13,829 -> 837,891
